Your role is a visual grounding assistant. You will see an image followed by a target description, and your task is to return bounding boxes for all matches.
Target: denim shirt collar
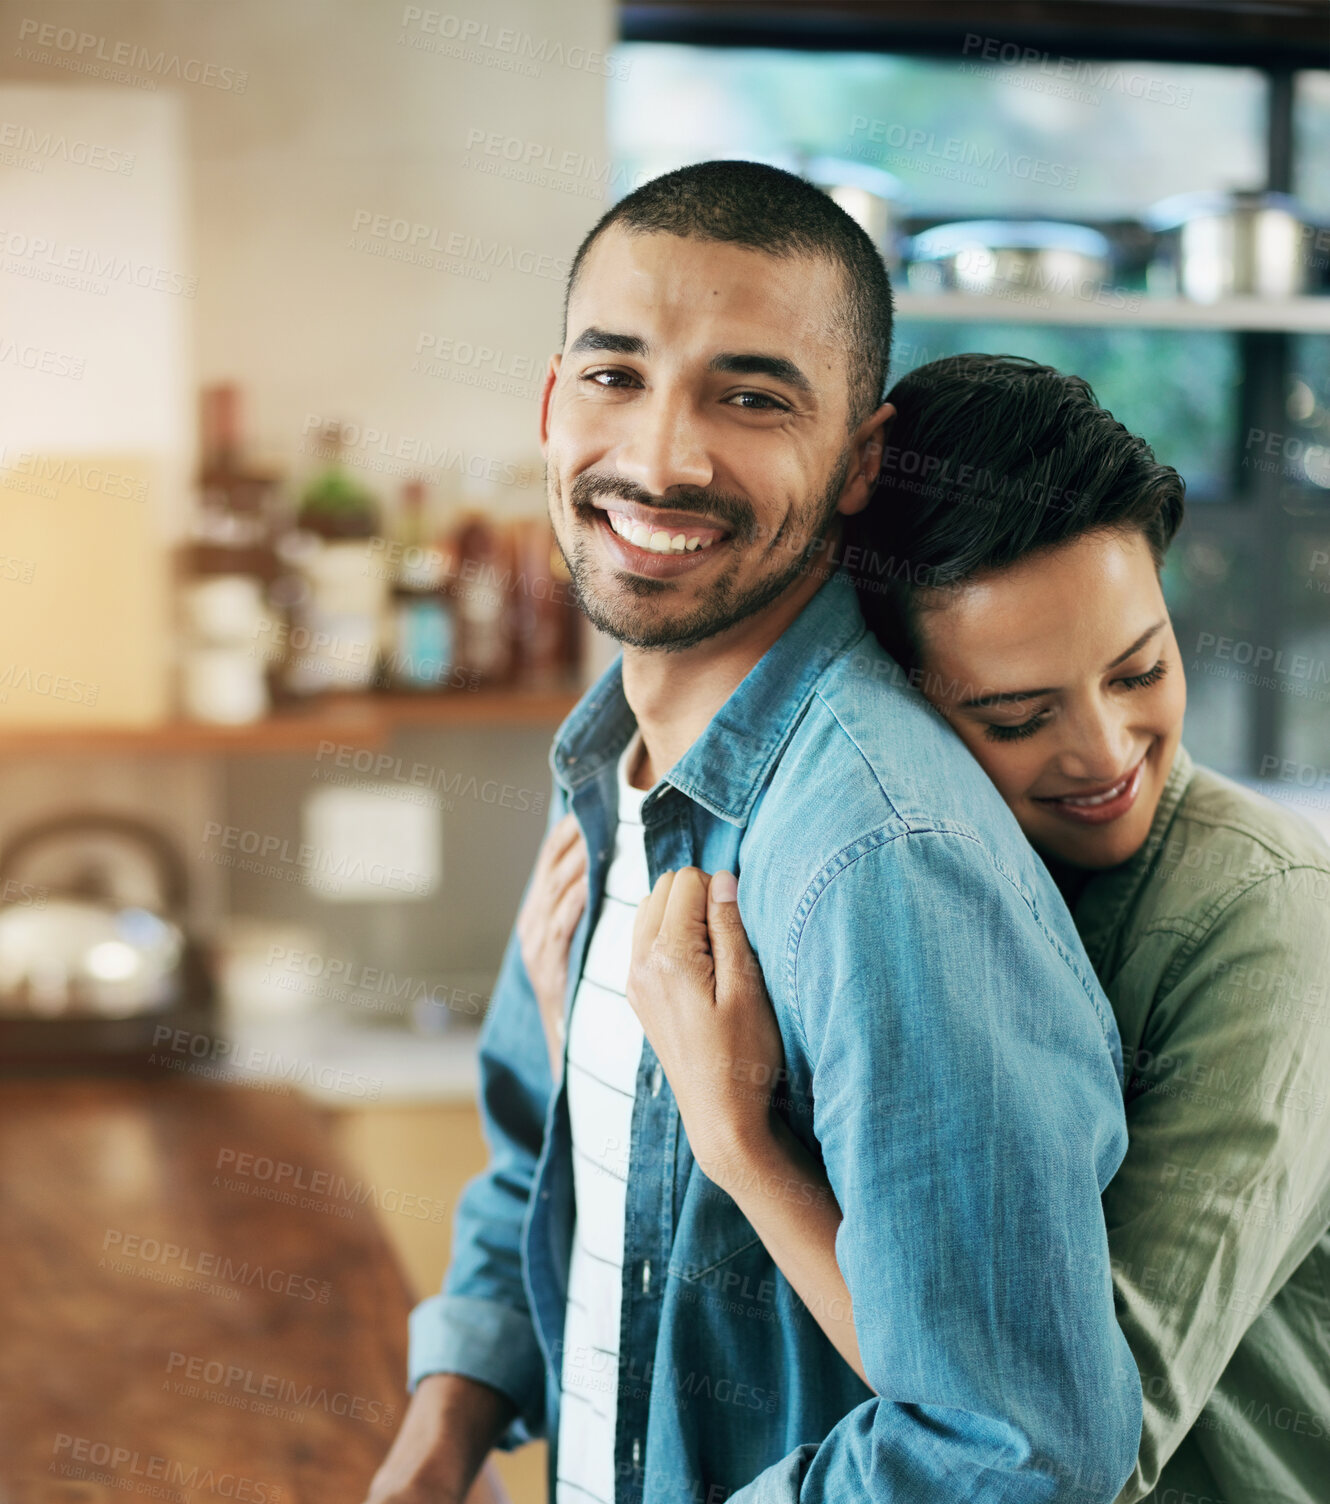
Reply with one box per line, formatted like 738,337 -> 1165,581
549,568 -> 869,826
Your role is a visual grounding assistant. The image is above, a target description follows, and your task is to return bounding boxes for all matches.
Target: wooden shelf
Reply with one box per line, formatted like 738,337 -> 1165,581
0,686 -> 582,758
894,291 -> 1330,332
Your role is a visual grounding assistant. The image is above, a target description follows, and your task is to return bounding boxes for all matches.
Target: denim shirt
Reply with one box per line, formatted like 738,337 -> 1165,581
410,568 -> 1142,1504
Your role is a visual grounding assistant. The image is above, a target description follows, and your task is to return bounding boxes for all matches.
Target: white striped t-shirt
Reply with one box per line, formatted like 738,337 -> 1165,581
556,730 -> 650,1504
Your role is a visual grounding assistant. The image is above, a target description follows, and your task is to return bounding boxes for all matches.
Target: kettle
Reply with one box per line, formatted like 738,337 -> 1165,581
0,811 -> 211,1021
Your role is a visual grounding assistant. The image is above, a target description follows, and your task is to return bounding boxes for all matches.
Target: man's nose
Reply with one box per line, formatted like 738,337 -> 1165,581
614,390 -> 713,496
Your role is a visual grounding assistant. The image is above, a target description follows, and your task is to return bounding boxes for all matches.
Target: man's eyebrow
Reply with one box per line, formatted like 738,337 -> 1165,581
709,352 -> 813,395
957,619 -> 1170,711
567,327 -> 648,356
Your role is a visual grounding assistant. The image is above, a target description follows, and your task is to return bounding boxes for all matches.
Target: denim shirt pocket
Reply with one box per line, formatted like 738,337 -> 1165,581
666,1149 -> 764,1282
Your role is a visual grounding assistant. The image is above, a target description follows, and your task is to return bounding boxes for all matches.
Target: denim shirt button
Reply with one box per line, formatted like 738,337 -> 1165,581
641,1259 -> 652,1295
632,1437 -> 641,1468
650,1064 -> 663,1097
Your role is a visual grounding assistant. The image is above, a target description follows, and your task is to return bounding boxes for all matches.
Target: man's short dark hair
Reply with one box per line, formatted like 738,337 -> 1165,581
841,353 -> 1186,666
563,159 -> 894,427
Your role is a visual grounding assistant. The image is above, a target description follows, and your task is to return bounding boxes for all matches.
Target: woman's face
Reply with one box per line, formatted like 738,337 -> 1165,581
915,529 -> 1187,871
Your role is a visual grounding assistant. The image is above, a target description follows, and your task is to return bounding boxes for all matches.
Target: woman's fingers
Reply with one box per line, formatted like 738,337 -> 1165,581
631,870 -> 674,967
552,874 -> 588,945
535,812 -> 582,883
547,829 -> 588,902
658,867 -> 713,966
706,871 -> 762,1006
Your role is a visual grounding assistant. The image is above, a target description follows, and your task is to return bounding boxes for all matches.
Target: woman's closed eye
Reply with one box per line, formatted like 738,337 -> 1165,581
984,711 -> 1050,743
1116,659 -> 1168,691
981,659 -> 1170,743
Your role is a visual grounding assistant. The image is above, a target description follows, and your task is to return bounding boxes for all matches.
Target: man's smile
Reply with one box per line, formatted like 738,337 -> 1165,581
588,496 -> 735,578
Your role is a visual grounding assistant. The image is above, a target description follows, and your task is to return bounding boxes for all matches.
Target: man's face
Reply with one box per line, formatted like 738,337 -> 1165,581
541,227 -> 873,651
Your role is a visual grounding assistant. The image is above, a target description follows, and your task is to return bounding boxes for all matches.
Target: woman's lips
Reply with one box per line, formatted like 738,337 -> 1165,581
591,505 -> 731,579
1033,755 -> 1148,827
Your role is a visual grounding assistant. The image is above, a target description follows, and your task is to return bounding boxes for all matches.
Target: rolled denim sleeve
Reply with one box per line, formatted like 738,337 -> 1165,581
406,790 -> 565,1446
734,827 -> 1141,1503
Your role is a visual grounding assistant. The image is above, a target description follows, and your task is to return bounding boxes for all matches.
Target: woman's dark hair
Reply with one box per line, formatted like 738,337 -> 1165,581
840,353 -> 1186,668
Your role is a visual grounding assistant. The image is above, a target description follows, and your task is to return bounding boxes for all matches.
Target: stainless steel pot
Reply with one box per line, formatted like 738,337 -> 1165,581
1146,191 -> 1323,301
905,220 -> 1112,299
803,156 -> 905,266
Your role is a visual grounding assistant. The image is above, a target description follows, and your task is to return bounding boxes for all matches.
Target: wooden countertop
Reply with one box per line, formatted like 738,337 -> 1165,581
0,1078 -> 412,1503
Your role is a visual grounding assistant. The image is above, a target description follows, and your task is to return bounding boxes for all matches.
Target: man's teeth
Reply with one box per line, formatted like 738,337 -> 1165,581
606,510 -> 717,555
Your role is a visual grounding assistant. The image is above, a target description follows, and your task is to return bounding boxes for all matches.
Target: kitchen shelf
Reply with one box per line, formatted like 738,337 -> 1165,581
893,291 -> 1330,332
0,685 -> 582,758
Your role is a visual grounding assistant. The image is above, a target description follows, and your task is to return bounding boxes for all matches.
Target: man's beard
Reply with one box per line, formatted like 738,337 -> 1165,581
548,454 -> 852,652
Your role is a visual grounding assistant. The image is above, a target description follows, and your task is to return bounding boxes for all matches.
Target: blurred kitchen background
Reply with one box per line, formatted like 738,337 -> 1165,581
0,1 -> 1326,1499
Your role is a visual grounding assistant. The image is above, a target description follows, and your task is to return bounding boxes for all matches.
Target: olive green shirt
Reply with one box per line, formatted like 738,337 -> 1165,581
1073,746 -> 1330,1503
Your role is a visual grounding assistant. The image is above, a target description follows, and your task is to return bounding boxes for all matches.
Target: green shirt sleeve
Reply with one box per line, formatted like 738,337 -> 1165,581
1105,865 -> 1330,1503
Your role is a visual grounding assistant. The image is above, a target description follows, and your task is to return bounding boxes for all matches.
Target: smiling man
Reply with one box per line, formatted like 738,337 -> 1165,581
365,161 -> 1141,1504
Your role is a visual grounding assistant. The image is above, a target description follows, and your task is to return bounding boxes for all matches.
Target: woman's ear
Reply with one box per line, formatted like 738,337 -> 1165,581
837,401 -> 896,518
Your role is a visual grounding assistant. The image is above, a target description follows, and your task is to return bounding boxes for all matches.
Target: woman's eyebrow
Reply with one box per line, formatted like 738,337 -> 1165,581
959,686 -> 1055,710
1105,619 -> 1167,670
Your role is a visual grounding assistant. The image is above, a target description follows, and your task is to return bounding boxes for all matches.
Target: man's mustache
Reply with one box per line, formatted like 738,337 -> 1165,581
568,472 -> 757,544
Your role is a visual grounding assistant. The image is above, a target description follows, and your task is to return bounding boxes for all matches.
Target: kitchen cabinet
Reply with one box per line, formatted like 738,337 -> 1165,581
332,1100 -> 549,1504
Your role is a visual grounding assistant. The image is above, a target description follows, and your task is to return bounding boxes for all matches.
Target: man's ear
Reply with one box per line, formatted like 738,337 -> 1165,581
836,400 -> 896,518
538,353 -> 562,455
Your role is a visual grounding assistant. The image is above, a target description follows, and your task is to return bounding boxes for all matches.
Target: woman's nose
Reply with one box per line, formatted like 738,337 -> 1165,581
1057,704 -> 1137,784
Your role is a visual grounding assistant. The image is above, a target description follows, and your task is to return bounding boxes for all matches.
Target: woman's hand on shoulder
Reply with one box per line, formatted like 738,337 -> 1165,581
515,812 -> 588,1083
627,867 -> 786,1181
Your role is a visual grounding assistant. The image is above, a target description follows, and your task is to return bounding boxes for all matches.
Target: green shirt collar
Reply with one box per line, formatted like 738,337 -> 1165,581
1073,743 -> 1195,971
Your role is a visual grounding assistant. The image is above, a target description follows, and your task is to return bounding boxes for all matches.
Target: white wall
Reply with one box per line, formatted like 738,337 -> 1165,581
0,0 -> 619,937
